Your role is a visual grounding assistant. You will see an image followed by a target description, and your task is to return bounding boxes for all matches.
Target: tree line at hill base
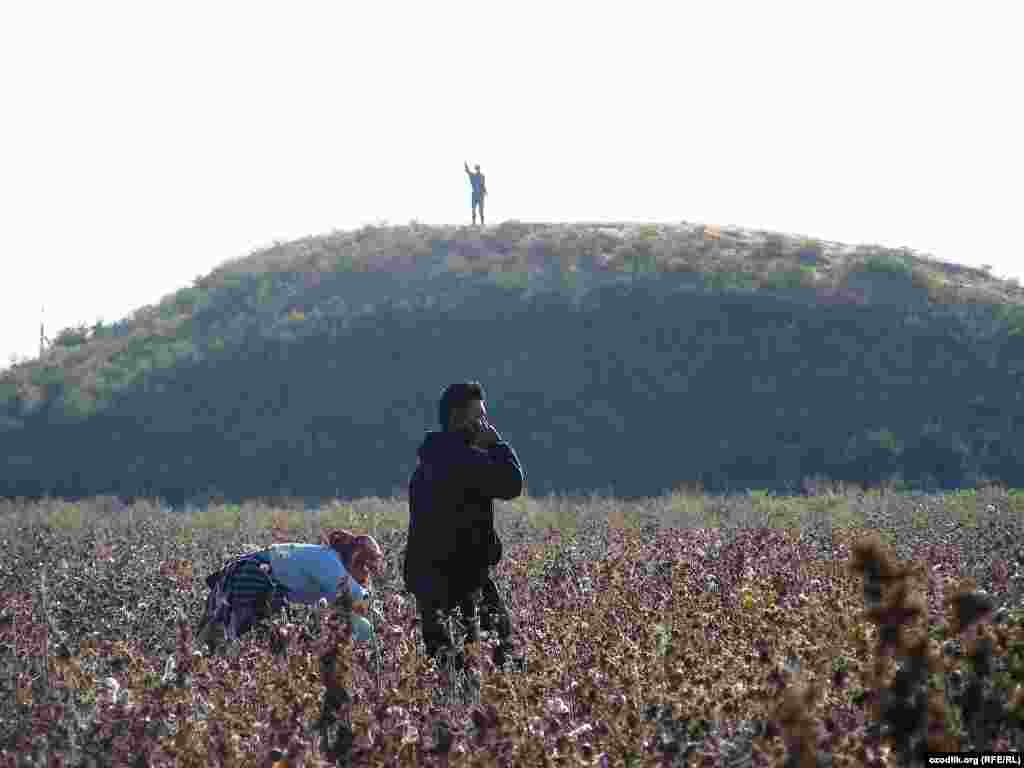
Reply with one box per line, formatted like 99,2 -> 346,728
3,275 -> 1023,506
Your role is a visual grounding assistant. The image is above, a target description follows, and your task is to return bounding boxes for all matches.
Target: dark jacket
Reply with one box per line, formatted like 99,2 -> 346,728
403,429 -> 525,595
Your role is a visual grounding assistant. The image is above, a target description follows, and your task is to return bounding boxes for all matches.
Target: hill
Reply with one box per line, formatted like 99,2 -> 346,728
3,219 -> 1024,505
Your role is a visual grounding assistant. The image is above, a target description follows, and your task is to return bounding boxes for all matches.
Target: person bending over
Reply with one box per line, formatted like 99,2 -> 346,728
197,528 -> 384,651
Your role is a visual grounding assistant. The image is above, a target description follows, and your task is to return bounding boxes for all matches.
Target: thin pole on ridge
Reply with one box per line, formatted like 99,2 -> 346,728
39,306 -> 48,358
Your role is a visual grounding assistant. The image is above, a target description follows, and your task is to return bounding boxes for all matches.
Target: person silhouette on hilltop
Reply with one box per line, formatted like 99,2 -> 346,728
464,161 -> 487,226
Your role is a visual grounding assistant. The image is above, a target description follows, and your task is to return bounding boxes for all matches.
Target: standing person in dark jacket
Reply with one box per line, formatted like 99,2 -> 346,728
404,381 -> 525,669
464,161 -> 487,226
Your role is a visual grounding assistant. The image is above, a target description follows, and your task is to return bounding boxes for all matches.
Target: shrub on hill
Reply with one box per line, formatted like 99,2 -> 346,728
4,222 -> 1024,503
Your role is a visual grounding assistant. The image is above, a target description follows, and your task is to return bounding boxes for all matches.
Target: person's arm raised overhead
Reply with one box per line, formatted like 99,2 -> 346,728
464,161 -> 472,176
459,421 -> 525,500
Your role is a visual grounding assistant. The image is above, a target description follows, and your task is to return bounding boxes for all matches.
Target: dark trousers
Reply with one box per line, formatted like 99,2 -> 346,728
415,572 -> 511,664
472,196 -> 484,226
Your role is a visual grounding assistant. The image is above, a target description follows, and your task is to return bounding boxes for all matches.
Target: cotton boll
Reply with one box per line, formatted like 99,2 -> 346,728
103,676 -> 121,704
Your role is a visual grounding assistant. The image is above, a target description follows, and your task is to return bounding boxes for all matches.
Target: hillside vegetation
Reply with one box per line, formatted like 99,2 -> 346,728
3,220 -> 1024,504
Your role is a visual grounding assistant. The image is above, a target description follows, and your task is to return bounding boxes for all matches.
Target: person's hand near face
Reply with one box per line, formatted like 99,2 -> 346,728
473,417 -> 500,449
453,399 -> 499,447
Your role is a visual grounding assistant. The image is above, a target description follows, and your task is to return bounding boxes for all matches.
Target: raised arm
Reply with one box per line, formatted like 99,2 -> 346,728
456,441 -> 525,501
464,161 -> 471,175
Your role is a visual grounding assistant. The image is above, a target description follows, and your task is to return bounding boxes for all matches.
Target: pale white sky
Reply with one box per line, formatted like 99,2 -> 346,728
2,2 -> 1021,370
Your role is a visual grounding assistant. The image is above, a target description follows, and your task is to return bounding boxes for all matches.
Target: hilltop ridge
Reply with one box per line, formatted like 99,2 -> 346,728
5,219 -> 1022,415
3,219 -> 1024,503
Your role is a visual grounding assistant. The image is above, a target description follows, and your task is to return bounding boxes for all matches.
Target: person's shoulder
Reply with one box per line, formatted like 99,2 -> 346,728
444,439 -> 487,462
271,542 -> 332,557
268,542 -> 302,553
323,548 -> 344,567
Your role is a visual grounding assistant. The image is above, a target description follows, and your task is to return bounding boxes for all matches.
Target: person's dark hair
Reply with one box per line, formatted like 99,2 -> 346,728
323,528 -> 358,568
439,381 -> 485,431
322,528 -> 382,586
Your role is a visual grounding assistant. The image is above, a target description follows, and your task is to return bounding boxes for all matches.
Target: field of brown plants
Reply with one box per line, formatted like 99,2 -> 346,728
3,484 -> 1024,766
